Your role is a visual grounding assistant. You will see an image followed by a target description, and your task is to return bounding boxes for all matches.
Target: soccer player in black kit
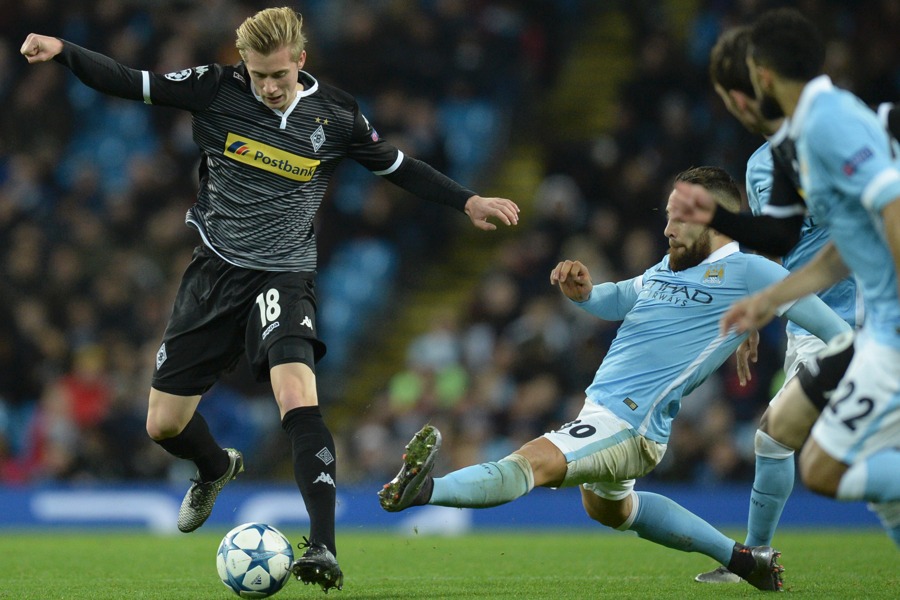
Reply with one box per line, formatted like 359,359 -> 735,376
20,6 -> 519,592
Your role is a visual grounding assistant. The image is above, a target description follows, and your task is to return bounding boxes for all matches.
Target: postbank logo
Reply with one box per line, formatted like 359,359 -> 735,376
224,132 -> 320,181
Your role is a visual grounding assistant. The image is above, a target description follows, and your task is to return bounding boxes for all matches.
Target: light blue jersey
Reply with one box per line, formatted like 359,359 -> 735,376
746,142 -> 859,334
791,75 -> 900,349
574,242 -> 849,444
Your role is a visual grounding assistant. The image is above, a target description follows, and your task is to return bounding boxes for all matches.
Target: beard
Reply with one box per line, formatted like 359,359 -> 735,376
759,91 -> 785,120
668,231 -> 712,272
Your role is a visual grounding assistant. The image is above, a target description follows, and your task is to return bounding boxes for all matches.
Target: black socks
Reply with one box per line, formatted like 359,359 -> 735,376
727,543 -> 756,577
282,406 -> 337,555
154,412 -> 229,482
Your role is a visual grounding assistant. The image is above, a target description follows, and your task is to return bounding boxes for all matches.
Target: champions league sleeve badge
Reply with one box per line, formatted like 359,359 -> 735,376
164,68 -> 193,81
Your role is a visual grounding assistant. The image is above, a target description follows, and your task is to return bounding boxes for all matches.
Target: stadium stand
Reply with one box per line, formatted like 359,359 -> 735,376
2,1 -> 899,490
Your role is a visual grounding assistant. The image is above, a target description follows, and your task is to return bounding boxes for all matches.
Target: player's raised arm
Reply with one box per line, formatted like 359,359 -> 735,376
668,181 -> 717,225
21,34 -> 218,111
670,178 -> 803,256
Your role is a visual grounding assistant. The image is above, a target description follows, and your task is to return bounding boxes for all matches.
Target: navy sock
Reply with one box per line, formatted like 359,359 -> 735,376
282,406 -> 337,555
154,412 -> 228,482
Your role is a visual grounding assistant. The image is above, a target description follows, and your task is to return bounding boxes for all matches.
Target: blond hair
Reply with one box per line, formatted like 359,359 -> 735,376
235,7 -> 306,61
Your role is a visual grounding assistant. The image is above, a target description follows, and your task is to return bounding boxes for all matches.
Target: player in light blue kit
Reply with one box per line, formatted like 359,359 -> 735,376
379,166 -> 852,591
721,8 -> 900,548
692,27 -> 861,584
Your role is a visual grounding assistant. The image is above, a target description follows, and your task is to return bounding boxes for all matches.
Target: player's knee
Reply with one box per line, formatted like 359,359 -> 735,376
581,490 -> 627,528
274,387 -> 317,414
755,429 -> 795,459
798,450 -> 839,497
269,361 -> 318,413
757,410 -> 796,450
799,464 -> 837,496
146,416 -> 183,441
145,404 -> 192,440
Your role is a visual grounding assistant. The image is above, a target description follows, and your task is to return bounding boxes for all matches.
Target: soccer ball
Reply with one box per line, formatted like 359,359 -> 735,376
216,522 -> 294,598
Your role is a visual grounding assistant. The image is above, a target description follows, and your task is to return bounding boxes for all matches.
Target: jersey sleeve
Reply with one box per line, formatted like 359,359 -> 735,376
742,254 -> 791,296
347,106 -> 475,211
345,109 -> 405,173
762,149 -> 807,219
742,254 -> 850,342
782,295 -> 852,342
806,108 -> 900,214
53,40 -> 220,112
707,142 -> 804,255
708,209 -> 802,257
745,143 -> 773,216
572,276 -> 641,321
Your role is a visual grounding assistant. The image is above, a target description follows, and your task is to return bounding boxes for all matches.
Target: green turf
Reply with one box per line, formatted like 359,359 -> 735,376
3,528 -> 896,598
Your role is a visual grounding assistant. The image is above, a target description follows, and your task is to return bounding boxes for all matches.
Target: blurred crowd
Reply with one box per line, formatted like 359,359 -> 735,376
0,0 -> 578,483
2,0 -> 899,489
338,0 -> 900,486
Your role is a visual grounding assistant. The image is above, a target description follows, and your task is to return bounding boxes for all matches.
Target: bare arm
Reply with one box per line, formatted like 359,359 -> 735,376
668,181 -> 716,225
669,181 -> 803,255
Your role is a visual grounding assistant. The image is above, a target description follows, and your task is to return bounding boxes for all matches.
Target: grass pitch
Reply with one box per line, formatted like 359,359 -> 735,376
4,528 -> 896,599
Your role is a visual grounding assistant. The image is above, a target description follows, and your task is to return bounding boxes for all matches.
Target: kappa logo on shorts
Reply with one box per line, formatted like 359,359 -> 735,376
300,315 -> 313,329
156,343 -> 167,370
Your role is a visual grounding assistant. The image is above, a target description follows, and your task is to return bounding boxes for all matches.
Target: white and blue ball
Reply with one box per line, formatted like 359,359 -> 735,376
216,522 -> 294,598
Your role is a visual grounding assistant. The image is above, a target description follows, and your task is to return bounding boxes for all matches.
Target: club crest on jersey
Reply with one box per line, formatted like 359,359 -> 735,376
164,68 -> 192,81
310,124 -> 326,152
223,132 -> 320,181
702,265 -> 725,285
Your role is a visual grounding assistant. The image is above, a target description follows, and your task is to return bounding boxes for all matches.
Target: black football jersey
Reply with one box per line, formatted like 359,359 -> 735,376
55,41 -> 470,271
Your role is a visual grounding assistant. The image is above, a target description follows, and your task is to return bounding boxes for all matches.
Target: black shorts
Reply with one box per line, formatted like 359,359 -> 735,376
797,330 -> 855,411
152,246 -> 327,396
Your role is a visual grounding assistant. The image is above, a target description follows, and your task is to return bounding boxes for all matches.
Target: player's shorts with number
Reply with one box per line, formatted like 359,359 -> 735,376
811,329 -> 900,464
152,245 -> 326,395
542,402 -> 666,501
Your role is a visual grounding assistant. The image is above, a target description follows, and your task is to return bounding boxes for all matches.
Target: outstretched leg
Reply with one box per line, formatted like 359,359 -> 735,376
148,388 -> 243,533
583,489 -> 784,592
